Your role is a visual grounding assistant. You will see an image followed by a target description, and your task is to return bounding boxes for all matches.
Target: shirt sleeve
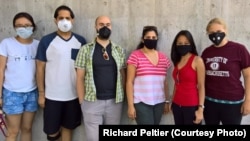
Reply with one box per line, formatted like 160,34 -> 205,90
127,51 -> 138,68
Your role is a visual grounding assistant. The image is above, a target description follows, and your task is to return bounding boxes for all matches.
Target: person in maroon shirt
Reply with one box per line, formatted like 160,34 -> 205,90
201,18 -> 250,125
170,30 -> 205,125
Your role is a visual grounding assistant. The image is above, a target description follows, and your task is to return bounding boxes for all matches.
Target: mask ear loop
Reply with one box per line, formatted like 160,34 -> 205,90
0,108 -> 7,137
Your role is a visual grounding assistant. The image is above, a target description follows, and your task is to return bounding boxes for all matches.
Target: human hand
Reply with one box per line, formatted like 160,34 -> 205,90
241,100 -> 250,116
0,99 -> 2,108
127,106 -> 136,120
163,103 -> 170,114
38,94 -> 45,108
193,108 -> 204,124
78,97 -> 84,104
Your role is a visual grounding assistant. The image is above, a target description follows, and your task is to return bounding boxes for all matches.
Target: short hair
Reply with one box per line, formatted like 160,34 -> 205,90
54,5 -> 75,19
13,12 -> 36,32
206,18 -> 227,32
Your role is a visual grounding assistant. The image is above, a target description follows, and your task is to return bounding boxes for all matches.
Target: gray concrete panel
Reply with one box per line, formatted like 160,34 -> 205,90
0,0 -> 249,140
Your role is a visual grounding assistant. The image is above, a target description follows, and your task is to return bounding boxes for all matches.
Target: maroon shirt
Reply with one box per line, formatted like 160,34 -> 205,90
201,41 -> 250,101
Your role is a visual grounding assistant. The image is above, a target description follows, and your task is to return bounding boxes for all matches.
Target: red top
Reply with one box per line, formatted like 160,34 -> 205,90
172,54 -> 199,106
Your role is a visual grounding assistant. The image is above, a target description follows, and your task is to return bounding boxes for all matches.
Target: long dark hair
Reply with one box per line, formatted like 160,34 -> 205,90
170,30 -> 198,66
136,26 -> 158,49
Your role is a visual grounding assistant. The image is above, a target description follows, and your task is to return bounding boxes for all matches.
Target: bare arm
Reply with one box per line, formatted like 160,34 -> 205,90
163,78 -> 170,114
126,64 -> 136,119
36,60 -> 46,108
170,80 -> 176,112
0,56 -> 7,107
193,56 -> 205,124
196,56 -> 205,108
164,79 -> 170,101
76,68 -> 85,104
120,68 -> 126,92
241,67 -> 250,116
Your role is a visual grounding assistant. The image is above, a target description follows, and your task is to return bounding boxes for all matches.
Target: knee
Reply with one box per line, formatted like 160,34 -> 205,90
7,128 -> 20,137
47,132 -> 61,141
21,125 -> 32,133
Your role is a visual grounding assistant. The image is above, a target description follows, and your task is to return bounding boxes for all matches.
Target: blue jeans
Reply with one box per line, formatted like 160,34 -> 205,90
134,102 -> 165,125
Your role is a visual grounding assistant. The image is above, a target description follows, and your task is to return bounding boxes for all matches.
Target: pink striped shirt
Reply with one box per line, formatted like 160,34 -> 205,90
127,50 -> 172,105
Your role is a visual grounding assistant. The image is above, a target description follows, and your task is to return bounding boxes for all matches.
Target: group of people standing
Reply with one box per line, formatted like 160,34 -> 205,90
0,5 -> 125,141
0,4 -> 249,141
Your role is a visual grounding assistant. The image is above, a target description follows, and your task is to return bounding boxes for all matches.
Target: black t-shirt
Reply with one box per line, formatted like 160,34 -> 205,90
92,42 -> 117,100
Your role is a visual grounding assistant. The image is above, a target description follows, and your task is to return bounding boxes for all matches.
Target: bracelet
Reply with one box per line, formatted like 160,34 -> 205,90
165,100 -> 171,104
198,105 -> 205,109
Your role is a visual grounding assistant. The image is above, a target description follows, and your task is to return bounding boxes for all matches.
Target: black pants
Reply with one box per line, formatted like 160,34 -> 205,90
171,102 -> 201,125
204,99 -> 242,125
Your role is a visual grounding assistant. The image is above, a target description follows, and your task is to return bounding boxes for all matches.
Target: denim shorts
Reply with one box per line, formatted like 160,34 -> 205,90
2,88 -> 38,115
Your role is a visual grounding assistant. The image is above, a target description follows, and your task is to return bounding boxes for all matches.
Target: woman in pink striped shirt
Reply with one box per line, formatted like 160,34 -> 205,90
126,26 -> 172,125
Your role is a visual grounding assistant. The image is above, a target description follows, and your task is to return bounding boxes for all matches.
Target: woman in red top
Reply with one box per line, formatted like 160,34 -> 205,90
170,30 -> 205,125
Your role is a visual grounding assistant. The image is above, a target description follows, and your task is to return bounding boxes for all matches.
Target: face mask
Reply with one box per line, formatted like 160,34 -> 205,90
58,19 -> 72,32
143,39 -> 157,49
176,45 -> 192,56
97,26 -> 111,40
208,32 -> 225,46
16,27 -> 33,39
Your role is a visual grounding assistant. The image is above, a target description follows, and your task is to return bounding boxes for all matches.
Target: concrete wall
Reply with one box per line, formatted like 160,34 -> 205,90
0,0 -> 250,140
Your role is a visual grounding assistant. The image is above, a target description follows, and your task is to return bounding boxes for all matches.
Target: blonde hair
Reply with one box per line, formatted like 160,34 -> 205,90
206,18 -> 227,32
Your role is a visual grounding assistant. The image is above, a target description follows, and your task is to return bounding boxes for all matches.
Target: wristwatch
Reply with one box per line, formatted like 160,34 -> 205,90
198,105 -> 205,109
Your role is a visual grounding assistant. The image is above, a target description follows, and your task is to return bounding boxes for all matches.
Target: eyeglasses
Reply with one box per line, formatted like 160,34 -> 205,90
102,48 -> 109,60
176,70 -> 180,84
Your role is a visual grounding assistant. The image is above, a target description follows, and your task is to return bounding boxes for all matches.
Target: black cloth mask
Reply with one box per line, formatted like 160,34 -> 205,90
97,26 -> 111,40
208,32 -> 225,46
176,45 -> 192,56
144,39 -> 157,49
